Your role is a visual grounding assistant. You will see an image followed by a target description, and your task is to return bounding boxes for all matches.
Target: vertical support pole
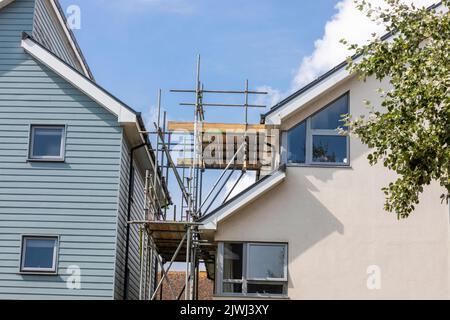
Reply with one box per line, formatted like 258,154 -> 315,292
144,170 -> 149,220
147,235 -> 154,299
153,253 -> 159,299
181,136 -> 186,221
185,226 -> 191,300
165,131 -> 171,218
191,229 -> 198,300
161,111 -> 167,219
159,266 -> 164,300
244,79 -> 249,171
153,89 -> 162,219
160,111 -> 167,166
198,169 -> 203,217
195,247 -> 200,300
139,226 -> 145,300
190,55 -> 201,219
244,79 -> 249,127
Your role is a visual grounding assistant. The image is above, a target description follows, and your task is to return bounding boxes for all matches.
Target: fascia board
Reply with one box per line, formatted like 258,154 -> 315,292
200,170 -> 286,231
21,37 -> 136,124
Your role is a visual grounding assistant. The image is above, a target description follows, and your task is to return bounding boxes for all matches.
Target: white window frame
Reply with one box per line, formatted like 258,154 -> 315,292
28,125 -> 66,161
217,242 -> 288,297
286,92 -> 350,167
20,235 -> 59,274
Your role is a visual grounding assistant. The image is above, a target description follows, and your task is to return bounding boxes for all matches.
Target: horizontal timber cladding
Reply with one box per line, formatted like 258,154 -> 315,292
113,138 -> 148,300
33,0 -> 84,74
0,0 -> 121,299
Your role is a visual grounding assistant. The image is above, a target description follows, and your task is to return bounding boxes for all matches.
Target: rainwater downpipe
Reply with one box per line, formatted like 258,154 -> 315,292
123,142 -> 147,300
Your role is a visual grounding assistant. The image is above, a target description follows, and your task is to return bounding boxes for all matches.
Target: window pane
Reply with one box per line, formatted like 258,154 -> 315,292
248,244 -> 286,279
311,94 -> 349,130
23,238 -> 56,269
312,135 -> 348,164
247,283 -> 284,295
223,283 -> 242,294
287,122 -> 306,163
223,243 -> 243,280
32,127 -> 63,157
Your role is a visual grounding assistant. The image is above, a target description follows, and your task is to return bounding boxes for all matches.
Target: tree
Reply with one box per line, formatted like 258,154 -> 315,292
341,0 -> 449,219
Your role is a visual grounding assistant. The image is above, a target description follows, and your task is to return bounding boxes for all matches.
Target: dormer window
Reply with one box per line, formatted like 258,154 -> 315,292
287,93 -> 349,166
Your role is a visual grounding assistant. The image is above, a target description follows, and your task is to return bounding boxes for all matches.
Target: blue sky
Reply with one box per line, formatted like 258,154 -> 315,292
60,0 -> 338,125
59,0 -> 434,125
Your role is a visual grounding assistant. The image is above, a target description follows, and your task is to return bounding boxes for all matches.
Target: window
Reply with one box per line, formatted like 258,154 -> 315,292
287,121 -> 306,164
20,236 -> 59,273
218,243 -> 288,296
312,135 -> 348,163
287,93 -> 349,165
29,125 -> 66,161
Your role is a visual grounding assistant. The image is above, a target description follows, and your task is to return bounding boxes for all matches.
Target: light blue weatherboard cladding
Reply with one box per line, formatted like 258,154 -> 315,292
0,0 -> 122,299
114,138 -> 146,300
33,0 -> 84,74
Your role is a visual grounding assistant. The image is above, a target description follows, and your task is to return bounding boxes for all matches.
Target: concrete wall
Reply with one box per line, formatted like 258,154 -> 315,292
214,75 -> 450,299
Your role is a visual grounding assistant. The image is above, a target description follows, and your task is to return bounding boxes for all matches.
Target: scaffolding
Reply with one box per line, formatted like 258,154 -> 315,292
128,55 -> 271,300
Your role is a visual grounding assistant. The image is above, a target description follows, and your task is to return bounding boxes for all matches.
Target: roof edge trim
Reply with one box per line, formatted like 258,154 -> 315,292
48,0 -> 93,79
199,165 -> 287,230
21,33 -> 137,124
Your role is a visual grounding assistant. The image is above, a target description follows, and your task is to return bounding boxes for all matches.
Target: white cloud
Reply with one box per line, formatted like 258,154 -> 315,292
143,104 -> 164,130
258,0 -> 435,108
254,85 -> 283,108
291,0 -> 435,90
223,172 -> 257,201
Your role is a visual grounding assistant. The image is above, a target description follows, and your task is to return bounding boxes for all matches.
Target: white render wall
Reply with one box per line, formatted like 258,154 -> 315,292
214,75 -> 450,299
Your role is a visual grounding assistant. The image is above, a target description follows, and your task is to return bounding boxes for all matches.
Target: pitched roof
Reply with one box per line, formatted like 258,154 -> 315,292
1,1 -> 171,203
21,33 -> 171,203
21,33 -> 137,124
48,0 -> 94,79
0,0 -> 93,79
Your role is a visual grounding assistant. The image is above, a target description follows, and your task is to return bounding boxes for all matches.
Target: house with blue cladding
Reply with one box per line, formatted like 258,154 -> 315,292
0,0 -> 169,299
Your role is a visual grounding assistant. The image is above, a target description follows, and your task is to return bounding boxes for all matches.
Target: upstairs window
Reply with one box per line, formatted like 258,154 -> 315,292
20,236 -> 59,274
287,93 -> 349,165
29,125 -> 66,161
287,121 -> 306,164
218,242 -> 288,297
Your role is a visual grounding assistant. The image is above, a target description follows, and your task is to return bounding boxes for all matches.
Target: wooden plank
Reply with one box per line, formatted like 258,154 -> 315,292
168,121 -> 270,132
176,158 -> 262,170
